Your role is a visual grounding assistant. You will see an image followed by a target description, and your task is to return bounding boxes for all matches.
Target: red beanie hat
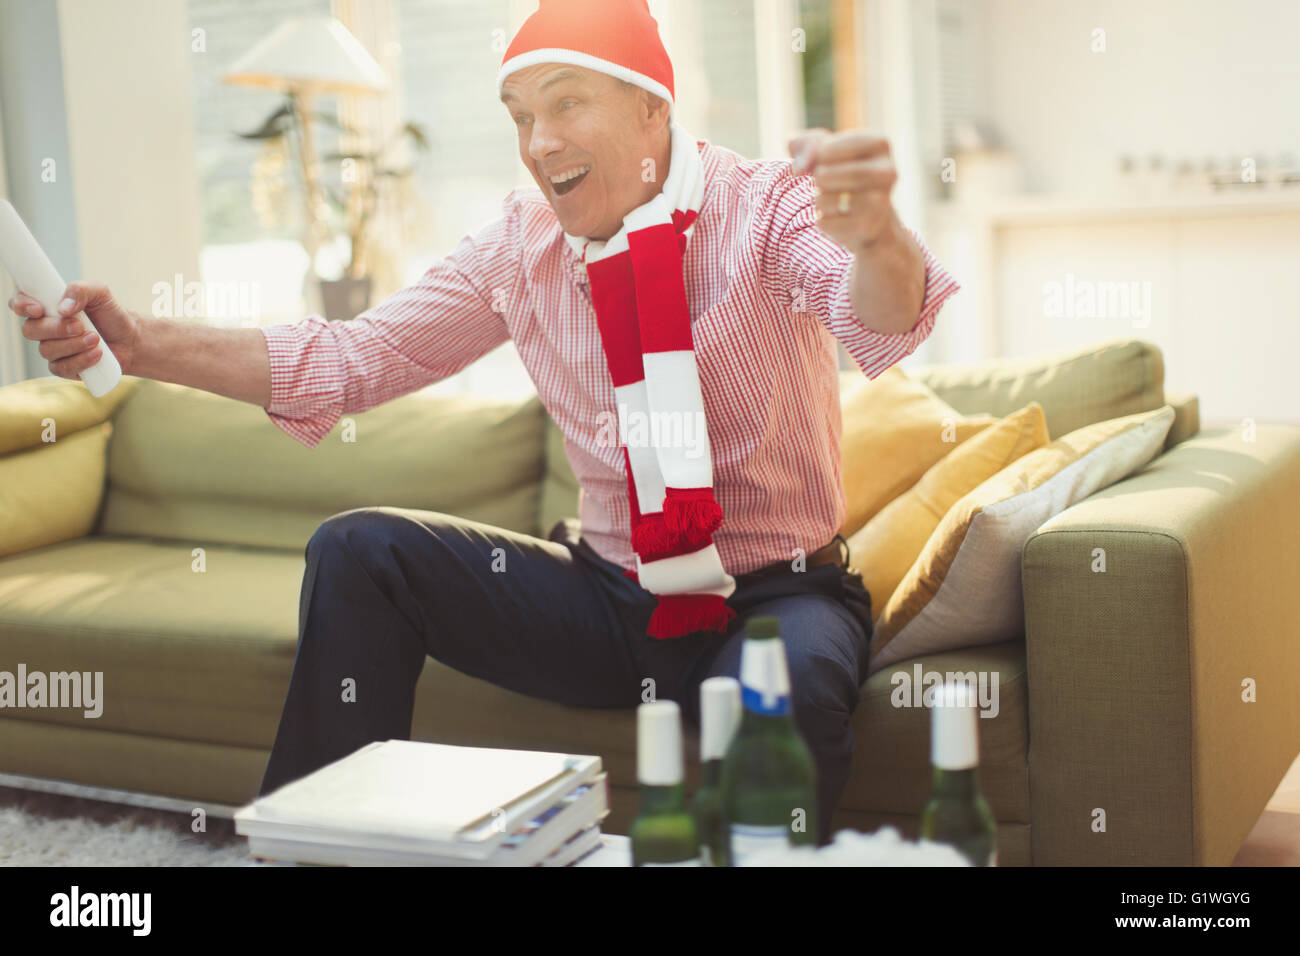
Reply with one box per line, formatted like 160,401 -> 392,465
497,0 -> 675,107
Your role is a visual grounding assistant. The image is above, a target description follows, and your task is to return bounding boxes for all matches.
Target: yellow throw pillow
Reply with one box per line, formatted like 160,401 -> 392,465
0,375 -> 137,456
848,402 -> 1049,612
840,366 -> 998,536
0,420 -> 111,559
867,405 -> 1176,674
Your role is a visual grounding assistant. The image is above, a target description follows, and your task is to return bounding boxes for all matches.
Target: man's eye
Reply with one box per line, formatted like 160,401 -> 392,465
513,115 -> 530,126
559,100 -> 576,111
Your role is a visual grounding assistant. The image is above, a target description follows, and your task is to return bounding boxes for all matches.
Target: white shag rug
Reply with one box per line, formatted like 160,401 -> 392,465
0,805 -> 253,867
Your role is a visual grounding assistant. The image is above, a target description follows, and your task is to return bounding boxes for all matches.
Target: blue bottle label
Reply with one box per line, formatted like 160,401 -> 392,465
742,685 -> 790,716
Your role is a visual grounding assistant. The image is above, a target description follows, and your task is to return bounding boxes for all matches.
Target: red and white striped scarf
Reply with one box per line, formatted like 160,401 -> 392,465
565,121 -> 737,639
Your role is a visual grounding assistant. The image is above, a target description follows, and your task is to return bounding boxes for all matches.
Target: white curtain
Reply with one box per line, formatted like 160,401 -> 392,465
0,100 -> 26,386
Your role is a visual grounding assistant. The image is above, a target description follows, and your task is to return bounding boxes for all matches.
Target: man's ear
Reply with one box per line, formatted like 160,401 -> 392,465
642,89 -> 672,132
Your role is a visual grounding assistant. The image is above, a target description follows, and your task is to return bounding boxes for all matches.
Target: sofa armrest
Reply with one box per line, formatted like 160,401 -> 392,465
1021,424 -> 1300,865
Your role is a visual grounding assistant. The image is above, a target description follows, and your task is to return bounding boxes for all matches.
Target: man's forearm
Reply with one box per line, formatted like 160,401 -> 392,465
849,210 -> 927,336
128,316 -> 272,408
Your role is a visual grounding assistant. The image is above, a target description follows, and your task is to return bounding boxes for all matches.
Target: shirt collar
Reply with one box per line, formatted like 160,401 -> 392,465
566,139 -> 717,288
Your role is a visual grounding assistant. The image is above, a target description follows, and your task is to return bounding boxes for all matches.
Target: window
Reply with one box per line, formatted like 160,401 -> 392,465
184,0 -> 818,397
188,0 -> 335,326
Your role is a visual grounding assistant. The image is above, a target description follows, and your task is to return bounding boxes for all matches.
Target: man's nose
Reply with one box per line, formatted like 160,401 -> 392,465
528,118 -> 565,162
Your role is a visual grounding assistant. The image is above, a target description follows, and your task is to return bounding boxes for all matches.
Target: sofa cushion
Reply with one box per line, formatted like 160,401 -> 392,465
0,536 -> 1029,824
839,367 -> 999,535
869,405 -> 1176,674
0,421 -> 112,559
0,375 -> 138,456
852,640 -> 1030,821
410,637 -> 1031,825
0,536 -> 302,746
909,337 -> 1165,441
98,379 -> 547,550
847,402 -> 1049,614
1163,389 -> 1200,450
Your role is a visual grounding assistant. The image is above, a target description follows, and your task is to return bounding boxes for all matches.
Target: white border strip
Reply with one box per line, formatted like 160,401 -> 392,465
497,47 -> 674,106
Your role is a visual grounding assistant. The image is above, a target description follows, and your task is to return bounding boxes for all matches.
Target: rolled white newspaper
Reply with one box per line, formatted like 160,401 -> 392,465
0,199 -> 122,397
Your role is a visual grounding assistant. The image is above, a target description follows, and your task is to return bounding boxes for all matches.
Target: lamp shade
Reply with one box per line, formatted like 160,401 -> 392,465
223,16 -> 389,94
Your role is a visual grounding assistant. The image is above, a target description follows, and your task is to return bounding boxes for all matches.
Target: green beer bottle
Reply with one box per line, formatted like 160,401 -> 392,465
691,676 -> 741,866
721,616 -> 818,866
919,682 -> 998,866
630,700 -> 700,866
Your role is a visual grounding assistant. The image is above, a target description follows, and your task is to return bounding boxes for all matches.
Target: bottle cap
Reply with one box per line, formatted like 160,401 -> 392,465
745,615 -> 780,639
699,676 -> 741,760
930,682 -> 979,770
637,700 -> 684,785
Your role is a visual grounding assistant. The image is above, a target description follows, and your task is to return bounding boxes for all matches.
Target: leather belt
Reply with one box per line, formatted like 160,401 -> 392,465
735,534 -> 850,585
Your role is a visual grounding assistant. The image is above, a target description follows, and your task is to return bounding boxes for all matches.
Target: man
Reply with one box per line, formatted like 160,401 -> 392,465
9,0 -> 957,841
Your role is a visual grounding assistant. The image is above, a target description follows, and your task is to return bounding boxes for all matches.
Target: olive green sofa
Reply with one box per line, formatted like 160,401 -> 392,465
1,335 -> 1296,866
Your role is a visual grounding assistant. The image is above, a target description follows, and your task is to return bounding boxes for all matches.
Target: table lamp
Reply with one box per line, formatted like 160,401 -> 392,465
223,16 -> 389,277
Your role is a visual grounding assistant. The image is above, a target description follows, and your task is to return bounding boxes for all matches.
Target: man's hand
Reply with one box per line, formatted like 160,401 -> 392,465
788,128 -> 926,336
8,281 -> 141,379
789,128 -> 899,251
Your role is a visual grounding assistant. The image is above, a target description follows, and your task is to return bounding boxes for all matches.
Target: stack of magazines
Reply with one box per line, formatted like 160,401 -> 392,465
235,739 -> 608,866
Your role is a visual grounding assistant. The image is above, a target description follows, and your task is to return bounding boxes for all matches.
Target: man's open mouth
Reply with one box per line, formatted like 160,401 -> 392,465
549,164 -> 591,196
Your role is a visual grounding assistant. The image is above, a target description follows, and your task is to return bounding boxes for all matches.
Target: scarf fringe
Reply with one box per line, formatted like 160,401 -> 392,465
647,593 -> 736,639
663,492 -> 722,550
630,514 -> 676,559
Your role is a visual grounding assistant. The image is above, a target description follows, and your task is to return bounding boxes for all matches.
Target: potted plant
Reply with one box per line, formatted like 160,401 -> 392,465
238,98 -> 430,319
319,120 -> 430,319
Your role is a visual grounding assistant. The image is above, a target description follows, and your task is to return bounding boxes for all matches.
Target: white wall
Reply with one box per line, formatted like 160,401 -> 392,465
981,0 -> 1300,195
925,0 -> 1300,425
992,208 -> 1300,425
0,101 -> 20,388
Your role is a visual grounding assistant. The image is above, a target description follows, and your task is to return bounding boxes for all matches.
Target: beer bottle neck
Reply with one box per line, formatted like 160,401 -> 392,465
698,758 -> 724,789
638,781 -> 688,813
929,766 -> 980,798
739,702 -> 795,734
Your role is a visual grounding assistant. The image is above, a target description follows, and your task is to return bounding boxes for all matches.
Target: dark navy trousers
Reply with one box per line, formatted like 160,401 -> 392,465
258,507 -> 874,842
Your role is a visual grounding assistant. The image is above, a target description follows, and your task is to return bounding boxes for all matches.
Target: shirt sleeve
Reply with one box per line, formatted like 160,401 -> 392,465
755,163 -> 960,379
258,195 -> 522,448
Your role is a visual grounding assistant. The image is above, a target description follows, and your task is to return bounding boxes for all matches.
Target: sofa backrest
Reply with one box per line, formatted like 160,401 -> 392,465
85,337 -> 1189,551
97,379 -> 546,551
539,337 -> 1191,529
909,337 -> 1165,440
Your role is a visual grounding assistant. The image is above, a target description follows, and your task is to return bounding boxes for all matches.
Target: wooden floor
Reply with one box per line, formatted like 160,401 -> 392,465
1232,751 -> 1300,865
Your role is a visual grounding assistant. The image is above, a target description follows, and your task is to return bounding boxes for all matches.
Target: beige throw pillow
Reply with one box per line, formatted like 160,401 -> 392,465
867,405 -> 1176,674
